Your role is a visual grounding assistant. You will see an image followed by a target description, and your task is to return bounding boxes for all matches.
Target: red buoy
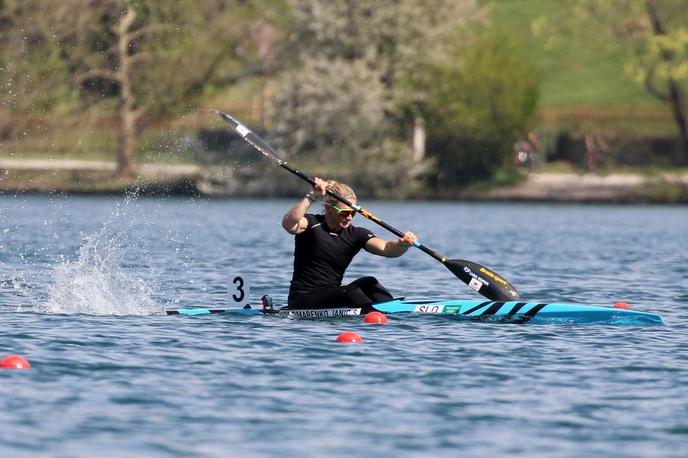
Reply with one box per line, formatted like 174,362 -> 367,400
363,311 -> 388,324
336,331 -> 363,343
613,302 -> 631,309
0,355 -> 31,369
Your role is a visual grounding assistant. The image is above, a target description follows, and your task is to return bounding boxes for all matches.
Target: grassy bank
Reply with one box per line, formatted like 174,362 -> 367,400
485,0 -> 661,111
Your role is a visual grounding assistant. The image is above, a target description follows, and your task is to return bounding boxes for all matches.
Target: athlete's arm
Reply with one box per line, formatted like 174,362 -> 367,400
282,177 -> 327,234
364,231 -> 417,258
281,198 -> 312,234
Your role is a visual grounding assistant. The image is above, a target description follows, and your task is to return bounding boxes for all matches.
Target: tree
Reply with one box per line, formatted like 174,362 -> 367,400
0,0 -> 78,127
267,0 -> 484,195
416,33 -> 540,187
1,0 -> 283,178
631,0 -> 688,163
537,0 -> 688,164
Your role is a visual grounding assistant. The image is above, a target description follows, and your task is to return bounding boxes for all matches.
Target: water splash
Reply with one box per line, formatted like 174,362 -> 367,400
38,234 -> 163,316
34,194 -> 165,316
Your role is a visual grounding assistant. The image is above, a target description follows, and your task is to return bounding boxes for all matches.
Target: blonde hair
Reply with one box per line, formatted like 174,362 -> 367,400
324,180 -> 356,206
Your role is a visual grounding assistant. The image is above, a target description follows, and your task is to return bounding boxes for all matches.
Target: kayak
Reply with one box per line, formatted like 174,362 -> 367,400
166,298 -> 663,325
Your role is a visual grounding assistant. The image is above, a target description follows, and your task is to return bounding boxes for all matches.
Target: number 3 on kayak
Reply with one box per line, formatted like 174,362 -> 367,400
228,275 -> 250,308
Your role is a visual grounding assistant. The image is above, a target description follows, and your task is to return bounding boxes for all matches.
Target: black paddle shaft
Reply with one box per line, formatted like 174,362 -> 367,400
217,111 -> 520,301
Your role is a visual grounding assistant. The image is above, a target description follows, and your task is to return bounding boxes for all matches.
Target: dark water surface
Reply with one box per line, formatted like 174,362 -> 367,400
1,195 -> 686,457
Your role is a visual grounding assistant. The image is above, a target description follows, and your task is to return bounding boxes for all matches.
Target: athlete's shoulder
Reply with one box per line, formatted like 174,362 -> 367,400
349,224 -> 375,240
299,213 -> 323,232
304,213 -> 321,224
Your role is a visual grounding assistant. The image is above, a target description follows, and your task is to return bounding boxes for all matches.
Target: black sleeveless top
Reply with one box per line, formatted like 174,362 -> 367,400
288,214 -> 375,298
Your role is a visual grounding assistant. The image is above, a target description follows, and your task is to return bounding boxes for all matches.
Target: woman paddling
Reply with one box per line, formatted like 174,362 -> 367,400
282,177 -> 417,310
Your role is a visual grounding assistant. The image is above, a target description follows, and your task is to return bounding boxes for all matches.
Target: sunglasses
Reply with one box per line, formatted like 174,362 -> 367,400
329,204 -> 356,218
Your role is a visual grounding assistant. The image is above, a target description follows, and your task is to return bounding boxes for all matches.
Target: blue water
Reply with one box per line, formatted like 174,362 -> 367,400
1,195 -> 687,457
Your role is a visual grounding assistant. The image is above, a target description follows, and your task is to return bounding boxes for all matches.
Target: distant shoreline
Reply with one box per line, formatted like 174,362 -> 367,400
462,172 -> 688,204
1,158 -> 686,203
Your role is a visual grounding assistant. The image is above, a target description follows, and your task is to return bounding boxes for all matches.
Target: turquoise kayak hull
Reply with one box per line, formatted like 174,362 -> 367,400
374,299 -> 663,324
167,298 -> 663,325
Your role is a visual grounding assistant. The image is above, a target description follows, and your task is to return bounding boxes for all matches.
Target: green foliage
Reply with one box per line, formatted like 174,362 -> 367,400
418,32 -> 540,187
0,0 -> 288,175
0,1 -> 78,115
1,0 -> 287,117
633,28 -> 688,81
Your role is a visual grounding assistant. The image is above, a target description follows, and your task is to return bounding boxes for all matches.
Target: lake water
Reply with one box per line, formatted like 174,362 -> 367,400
1,195 -> 687,457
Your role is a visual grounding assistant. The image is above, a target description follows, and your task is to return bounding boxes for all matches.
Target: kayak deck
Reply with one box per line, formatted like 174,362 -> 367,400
166,299 -> 663,325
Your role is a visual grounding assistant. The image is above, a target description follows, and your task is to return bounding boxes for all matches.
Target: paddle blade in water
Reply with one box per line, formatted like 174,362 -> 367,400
445,259 -> 520,301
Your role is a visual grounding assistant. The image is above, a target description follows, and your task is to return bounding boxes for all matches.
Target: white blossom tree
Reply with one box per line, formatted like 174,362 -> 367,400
267,0 -> 484,194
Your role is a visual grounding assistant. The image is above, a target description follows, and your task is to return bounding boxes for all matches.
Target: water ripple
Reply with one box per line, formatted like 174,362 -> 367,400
1,197 -> 687,457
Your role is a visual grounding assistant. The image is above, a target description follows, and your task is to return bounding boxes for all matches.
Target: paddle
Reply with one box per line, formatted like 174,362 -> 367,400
217,111 -> 520,301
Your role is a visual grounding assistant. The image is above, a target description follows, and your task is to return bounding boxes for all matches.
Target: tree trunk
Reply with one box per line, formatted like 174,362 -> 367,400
114,6 -> 139,179
645,0 -> 688,164
666,84 -> 688,165
117,95 -> 137,179
412,117 -> 426,163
